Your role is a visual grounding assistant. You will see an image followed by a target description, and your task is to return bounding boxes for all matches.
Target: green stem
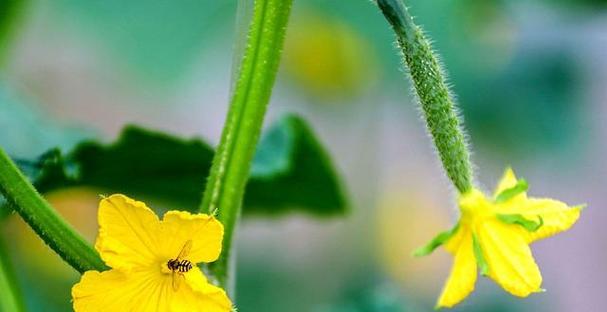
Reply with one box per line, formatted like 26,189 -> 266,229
0,148 -> 106,273
377,0 -> 475,193
199,0 -> 293,291
0,236 -> 25,312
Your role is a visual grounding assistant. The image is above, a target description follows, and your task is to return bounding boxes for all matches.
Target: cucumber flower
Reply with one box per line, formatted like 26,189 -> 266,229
415,168 -> 583,309
71,194 -> 232,312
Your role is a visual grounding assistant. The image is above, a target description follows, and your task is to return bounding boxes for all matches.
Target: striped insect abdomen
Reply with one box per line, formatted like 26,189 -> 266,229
167,259 -> 193,273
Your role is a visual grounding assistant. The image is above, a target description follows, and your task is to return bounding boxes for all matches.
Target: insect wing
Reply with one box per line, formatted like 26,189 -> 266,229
176,240 -> 193,260
172,270 -> 185,291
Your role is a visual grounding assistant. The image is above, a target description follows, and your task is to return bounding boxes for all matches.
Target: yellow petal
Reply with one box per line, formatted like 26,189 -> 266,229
72,269 -> 171,311
505,198 -> 582,243
95,194 -> 161,271
443,224 -> 466,254
437,230 -> 477,308
493,168 -> 527,203
174,267 -> 233,312
477,220 -> 542,297
493,168 -> 517,195
72,267 -> 231,312
160,211 -> 224,264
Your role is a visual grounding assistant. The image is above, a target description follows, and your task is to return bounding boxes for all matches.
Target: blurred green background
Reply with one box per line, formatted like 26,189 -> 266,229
1,0 -> 606,311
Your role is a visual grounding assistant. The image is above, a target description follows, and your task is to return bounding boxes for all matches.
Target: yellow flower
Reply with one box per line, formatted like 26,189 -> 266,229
415,168 -> 583,309
72,194 -> 232,312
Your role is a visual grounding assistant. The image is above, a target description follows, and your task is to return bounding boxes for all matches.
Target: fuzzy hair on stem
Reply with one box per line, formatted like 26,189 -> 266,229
0,148 -> 106,274
199,0 -> 293,293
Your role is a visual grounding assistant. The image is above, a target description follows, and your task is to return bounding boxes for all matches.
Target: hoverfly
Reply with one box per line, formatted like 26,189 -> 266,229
167,239 -> 193,290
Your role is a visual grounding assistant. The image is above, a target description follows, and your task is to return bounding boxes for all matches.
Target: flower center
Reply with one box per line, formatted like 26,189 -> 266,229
459,189 -> 493,224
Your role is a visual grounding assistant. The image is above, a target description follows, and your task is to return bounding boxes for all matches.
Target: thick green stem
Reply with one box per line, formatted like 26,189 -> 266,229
0,236 -> 24,312
199,0 -> 293,291
0,148 -> 106,273
377,0 -> 475,193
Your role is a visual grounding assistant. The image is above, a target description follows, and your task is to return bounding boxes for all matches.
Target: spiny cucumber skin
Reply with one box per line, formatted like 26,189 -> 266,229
402,30 -> 473,193
378,0 -> 474,193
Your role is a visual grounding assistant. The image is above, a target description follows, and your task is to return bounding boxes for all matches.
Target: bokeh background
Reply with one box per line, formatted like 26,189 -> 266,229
1,0 -> 606,311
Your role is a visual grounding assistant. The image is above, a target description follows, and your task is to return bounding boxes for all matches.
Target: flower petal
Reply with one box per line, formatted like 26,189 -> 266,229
443,223 -> 468,254
160,211 -> 224,264
493,168 -> 527,204
437,231 -> 477,308
72,269 -> 170,311
510,199 -> 582,243
477,220 -> 542,297
173,267 -> 232,312
95,194 -> 161,271
73,268 -> 231,312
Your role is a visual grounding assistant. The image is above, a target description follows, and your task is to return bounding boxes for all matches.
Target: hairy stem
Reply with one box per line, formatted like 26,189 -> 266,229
0,148 -> 106,273
199,0 -> 293,291
377,0 -> 475,193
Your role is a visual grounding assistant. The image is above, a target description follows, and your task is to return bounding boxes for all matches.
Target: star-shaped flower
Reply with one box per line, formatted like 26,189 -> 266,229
72,194 -> 232,311
415,168 -> 583,309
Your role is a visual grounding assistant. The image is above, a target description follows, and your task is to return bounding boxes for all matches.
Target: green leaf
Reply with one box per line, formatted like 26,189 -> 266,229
0,84 -> 95,219
472,232 -> 489,276
11,114 -> 346,217
496,214 -> 544,232
245,115 -> 347,216
0,198 -> 8,219
494,179 -> 528,203
413,223 -> 459,257
38,126 -> 216,210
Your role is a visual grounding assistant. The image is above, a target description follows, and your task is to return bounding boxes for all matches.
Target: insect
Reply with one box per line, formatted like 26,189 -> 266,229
167,239 -> 193,290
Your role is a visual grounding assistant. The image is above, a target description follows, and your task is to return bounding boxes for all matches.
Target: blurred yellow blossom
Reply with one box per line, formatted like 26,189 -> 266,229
415,168 -> 583,308
71,194 -> 232,312
283,10 -> 378,101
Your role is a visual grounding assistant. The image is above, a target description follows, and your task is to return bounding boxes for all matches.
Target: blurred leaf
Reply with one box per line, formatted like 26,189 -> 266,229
30,128 -> 215,211
0,198 -> 8,219
553,0 -> 607,9
459,50 -> 584,157
246,115 -> 346,215
8,115 -> 346,217
321,281 -> 414,312
0,0 -> 26,62
283,10 -> 378,101
0,84 -> 94,218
